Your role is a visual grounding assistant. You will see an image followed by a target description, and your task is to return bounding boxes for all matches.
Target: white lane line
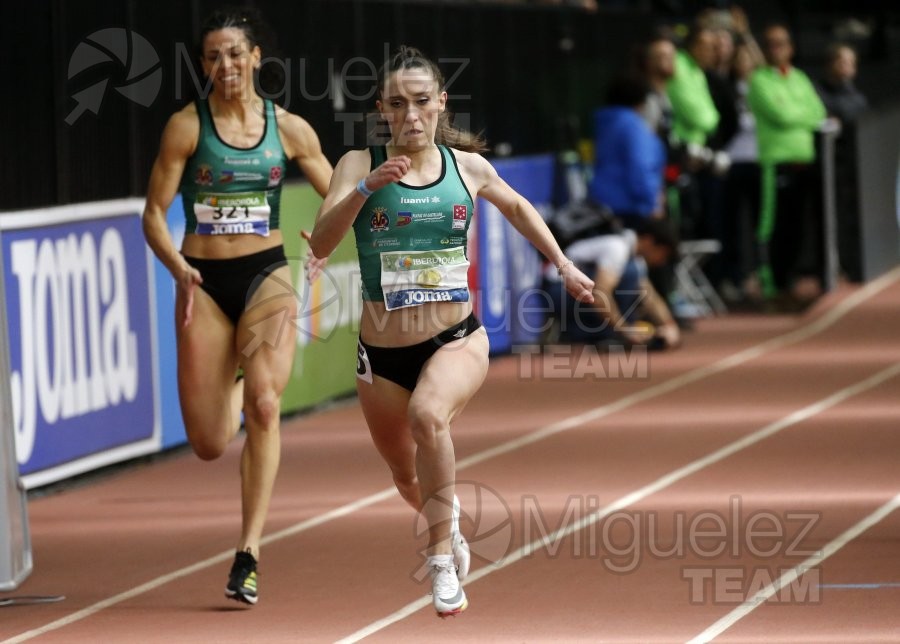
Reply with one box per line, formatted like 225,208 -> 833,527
0,488 -> 399,644
456,265 -> 900,471
336,362 -> 900,643
5,267 -> 899,644
2,553 -> 233,644
687,491 -> 900,644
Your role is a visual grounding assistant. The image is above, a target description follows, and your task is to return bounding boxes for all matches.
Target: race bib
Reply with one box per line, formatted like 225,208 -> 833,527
380,247 -> 470,311
194,191 -> 271,236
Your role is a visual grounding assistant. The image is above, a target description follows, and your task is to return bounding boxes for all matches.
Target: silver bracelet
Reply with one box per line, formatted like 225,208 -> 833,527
557,259 -> 573,276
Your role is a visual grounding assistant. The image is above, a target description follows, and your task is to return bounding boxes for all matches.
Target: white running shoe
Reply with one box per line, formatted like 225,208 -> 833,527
427,554 -> 468,617
450,495 -> 470,581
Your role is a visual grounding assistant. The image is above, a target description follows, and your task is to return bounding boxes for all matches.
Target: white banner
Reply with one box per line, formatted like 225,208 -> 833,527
0,235 -> 32,590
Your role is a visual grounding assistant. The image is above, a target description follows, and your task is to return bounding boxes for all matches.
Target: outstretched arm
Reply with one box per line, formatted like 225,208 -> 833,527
460,152 -> 594,303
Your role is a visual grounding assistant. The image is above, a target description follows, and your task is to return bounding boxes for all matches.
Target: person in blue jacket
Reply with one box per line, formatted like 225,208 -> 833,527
588,73 -> 666,231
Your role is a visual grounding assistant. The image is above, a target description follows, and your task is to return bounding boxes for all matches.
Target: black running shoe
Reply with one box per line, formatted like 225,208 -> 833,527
225,551 -> 258,605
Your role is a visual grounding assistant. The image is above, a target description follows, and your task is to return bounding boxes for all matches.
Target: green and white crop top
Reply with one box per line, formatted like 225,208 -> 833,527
352,145 -> 476,310
180,98 -> 287,236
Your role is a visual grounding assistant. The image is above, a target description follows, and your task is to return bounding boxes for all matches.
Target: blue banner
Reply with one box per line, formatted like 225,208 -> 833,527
475,198 -> 511,354
476,155 -> 555,352
496,155 -> 555,345
155,202 -> 187,449
1,202 -> 159,487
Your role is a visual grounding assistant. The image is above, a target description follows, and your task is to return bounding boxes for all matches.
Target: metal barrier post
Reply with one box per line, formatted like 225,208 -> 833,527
0,232 -> 33,591
820,121 -> 842,292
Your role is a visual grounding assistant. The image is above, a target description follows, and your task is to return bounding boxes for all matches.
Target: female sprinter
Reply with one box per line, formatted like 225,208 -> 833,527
309,46 -> 593,616
142,7 -> 332,605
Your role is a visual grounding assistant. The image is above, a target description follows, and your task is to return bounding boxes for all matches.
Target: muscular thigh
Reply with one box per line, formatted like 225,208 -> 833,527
357,375 -> 415,469
176,286 -> 240,421
235,264 -> 297,392
410,328 -> 489,420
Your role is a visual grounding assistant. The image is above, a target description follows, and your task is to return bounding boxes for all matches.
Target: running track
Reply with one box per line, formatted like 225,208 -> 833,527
2,267 -> 900,642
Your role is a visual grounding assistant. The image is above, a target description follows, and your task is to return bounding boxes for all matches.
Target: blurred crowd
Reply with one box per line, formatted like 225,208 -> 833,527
545,4 -> 870,351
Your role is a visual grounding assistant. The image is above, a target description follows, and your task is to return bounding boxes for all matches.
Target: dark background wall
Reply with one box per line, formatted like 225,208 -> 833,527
3,0 -> 898,211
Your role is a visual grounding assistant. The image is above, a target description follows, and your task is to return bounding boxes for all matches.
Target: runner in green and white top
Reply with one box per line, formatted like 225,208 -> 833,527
141,7 -> 332,606
180,96 -> 288,237
353,143 -> 475,309
309,46 -> 594,618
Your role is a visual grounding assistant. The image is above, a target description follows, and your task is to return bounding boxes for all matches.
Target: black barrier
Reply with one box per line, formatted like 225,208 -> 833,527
856,102 -> 900,281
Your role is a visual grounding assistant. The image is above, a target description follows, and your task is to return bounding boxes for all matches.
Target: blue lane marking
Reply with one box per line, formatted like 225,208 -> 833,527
819,583 -> 900,590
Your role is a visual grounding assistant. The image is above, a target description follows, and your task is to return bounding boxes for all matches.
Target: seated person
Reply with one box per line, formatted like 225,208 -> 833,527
544,218 -> 681,349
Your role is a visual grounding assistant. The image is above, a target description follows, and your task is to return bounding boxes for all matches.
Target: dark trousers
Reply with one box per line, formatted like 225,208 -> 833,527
833,131 -> 862,281
760,162 -> 823,292
722,162 -> 760,286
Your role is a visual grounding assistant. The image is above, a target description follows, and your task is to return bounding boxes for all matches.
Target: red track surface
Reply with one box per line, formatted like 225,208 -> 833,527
3,267 -> 900,643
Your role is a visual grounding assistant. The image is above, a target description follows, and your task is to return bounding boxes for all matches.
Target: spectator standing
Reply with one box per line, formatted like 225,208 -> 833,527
816,43 -> 869,281
695,18 -> 739,294
748,24 -> 827,303
722,41 -> 764,302
667,26 -> 721,150
666,25 -> 720,240
633,30 -> 677,147
816,43 -> 868,124
694,6 -> 767,302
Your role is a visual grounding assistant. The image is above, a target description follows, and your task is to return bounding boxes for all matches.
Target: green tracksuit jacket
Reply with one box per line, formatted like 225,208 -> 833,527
666,50 -> 720,146
748,65 -> 826,165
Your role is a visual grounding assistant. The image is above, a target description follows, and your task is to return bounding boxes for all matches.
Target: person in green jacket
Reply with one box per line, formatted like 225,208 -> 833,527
667,26 -> 720,147
748,24 -> 827,302
665,26 -> 721,267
